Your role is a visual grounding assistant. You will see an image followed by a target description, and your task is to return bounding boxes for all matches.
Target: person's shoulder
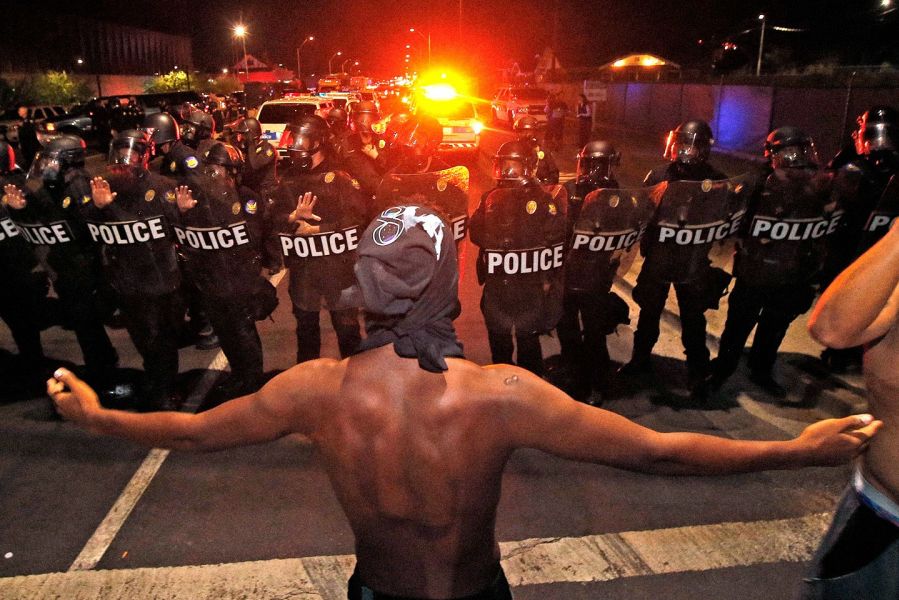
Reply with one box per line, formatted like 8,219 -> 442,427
447,360 -> 543,405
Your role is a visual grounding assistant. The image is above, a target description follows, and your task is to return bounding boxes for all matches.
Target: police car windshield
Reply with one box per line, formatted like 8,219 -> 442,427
257,104 -> 317,123
426,102 -> 475,119
511,89 -> 547,100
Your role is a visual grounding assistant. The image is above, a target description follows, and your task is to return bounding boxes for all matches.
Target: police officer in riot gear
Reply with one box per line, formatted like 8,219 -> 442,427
271,115 -> 364,363
325,107 -> 351,160
180,109 -> 216,155
514,115 -> 560,185
173,142 -> 270,399
470,140 -> 567,375
109,97 -> 143,136
228,117 -> 278,202
343,100 -> 388,201
143,111 -> 219,350
711,127 -> 839,396
0,140 -> 47,387
3,135 -> 120,389
555,141 -> 623,399
84,130 -> 184,410
820,105 -> 899,372
620,119 -> 729,400
387,114 -> 449,174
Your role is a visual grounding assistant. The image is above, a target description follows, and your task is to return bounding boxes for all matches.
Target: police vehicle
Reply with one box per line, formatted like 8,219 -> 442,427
256,96 -> 335,157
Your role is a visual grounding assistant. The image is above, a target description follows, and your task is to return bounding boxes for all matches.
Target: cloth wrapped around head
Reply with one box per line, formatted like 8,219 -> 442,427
354,205 -> 464,372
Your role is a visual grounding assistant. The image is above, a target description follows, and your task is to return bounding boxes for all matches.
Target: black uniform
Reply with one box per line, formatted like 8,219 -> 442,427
629,161 -> 729,385
242,140 -> 278,201
342,132 -> 390,207
556,176 -> 621,392
9,172 -> 119,383
159,141 -> 202,183
82,167 -> 183,407
470,182 -> 568,375
176,168 -> 267,392
530,142 -> 560,185
109,102 -> 143,134
271,158 -> 365,363
0,170 -> 46,377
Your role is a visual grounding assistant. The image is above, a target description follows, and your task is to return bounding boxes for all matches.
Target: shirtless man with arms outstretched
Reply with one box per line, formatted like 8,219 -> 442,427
805,220 -> 899,599
49,205 -> 879,600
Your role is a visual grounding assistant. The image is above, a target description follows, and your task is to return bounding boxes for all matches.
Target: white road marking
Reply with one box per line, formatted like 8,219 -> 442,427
6,513 -> 831,599
68,270 -> 287,572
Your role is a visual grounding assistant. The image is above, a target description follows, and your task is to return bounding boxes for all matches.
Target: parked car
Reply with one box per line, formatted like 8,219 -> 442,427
490,86 -> 548,126
0,105 -> 66,143
39,104 -> 95,138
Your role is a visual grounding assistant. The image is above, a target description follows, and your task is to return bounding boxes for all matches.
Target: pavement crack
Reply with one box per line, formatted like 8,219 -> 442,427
502,536 -> 565,559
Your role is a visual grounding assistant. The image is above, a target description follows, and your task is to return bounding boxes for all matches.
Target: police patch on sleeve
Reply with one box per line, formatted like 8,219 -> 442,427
165,190 -> 176,203
351,178 -> 361,190
537,150 -> 545,160
245,199 -> 258,215
266,148 -> 273,157
378,139 -> 386,149
548,203 -> 557,216
324,172 -> 335,184
526,200 -> 537,215
231,202 -> 241,215
1,194 -> 7,205
82,195 -> 92,205
255,146 -> 262,154
62,196 -> 71,209
185,156 -> 199,169
169,160 -> 178,172
144,189 -> 156,202
701,179 -> 713,193
609,194 -> 620,208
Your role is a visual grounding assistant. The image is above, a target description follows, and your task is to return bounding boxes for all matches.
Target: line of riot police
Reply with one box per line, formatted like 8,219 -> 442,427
0,98 -> 474,410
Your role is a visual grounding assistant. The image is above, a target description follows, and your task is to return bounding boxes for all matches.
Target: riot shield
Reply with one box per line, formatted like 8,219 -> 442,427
860,174 -> 899,251
376,166 -> 470,243
643,176 -> 750,284
565,185 -> 657,295
738,169 -> 842,286
477,185 -> 568,334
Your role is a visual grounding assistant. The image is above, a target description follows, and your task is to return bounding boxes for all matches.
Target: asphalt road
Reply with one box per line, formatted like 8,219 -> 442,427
0,123 -> 868,599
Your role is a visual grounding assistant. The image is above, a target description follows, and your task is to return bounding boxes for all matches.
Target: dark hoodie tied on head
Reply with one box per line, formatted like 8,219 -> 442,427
354,205 -> 464,372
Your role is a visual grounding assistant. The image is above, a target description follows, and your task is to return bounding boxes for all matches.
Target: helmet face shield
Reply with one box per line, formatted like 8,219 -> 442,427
665,130 -> 710,164
577,155 -> 615,182
108,138 -> 150,169
770,143 -> 819,170
353,112 -> 377,133
493,157 -> 530,183
860,122 -> 897,155
27,152 -> 62,184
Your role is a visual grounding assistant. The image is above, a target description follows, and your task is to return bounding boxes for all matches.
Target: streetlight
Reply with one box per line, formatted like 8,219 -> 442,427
755,14 -> 766,77
297,35 -> 314,83
233,24 -> 249,79
409,28 -> 431,66
329,51 -> 342,74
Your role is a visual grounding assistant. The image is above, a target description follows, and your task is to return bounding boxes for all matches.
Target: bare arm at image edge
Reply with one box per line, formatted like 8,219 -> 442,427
809,221 -> 899,349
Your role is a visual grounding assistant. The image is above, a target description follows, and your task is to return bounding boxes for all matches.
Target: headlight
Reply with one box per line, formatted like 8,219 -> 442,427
471,120 -> 484,134
45,123 -> 56,131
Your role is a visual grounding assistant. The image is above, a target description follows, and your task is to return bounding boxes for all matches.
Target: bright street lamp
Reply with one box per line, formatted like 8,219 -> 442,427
233,24 -> 249,79
297,35 -> 314,83
329,51 -> 342,74
409,28 -> 431,66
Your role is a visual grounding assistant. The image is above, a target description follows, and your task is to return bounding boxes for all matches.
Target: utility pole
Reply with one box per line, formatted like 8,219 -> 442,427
756,14 -> 766,77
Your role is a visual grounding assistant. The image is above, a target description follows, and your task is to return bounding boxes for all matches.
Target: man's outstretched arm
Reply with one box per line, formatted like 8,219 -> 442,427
498,367 -> 880,476
48,364 -> 334,451
809,221 -> 899,348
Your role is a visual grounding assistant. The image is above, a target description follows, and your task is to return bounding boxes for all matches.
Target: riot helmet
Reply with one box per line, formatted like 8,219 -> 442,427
26,134 -> 86,189
326,107 -> 349,133
854,106 -> 898,158
282,115 -> 329,171
351,100 -> 380,134
0,140 -> 17,175
493,140 -> 537,187
108,129 -> 152,172
664,120 -> 714,165
513,115 -> 541,143
384,111 -> 413,147
228,117 -> 263,151
764,127 -> 819,170
395,114 -> 443,168
576,140 -> 620,185
142,112 -> 180,148
203,142 -> 244,185
181,109 -> 215,147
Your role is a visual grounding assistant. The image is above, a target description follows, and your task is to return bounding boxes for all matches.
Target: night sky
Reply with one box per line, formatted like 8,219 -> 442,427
38,0 -> 899,76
